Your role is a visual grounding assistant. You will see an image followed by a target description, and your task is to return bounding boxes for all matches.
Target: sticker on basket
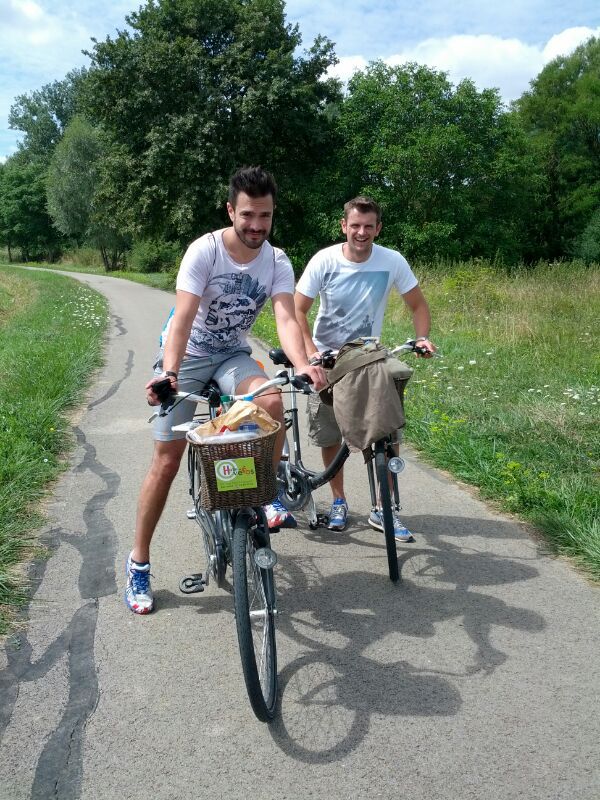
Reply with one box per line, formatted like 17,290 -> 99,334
214,458 -> 257,491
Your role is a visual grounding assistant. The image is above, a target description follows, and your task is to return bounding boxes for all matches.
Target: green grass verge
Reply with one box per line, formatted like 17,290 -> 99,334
256,261 -> 600,580
0,266 -> 108,633
0,258 -> 176,291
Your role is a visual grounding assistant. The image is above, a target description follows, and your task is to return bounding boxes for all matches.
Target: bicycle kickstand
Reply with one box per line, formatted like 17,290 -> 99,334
306,495 -> 330,530
179,574 -> 206,593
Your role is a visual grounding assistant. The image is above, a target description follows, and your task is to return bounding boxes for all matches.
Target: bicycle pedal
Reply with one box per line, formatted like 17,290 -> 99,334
186,509 -> 196,520
309,513 -> 330,530
179,574 -> 205,594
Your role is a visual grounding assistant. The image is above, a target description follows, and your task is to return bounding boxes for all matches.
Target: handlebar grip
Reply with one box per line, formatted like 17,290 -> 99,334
291,374 -> 314,394
152,377 -> 177,409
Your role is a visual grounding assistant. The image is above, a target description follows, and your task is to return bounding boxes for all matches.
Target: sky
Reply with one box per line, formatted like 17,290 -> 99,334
0,0 -> 599,161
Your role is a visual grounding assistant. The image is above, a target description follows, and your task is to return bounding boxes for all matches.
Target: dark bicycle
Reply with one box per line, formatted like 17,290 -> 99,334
151,371 -> 307,722
270,340 -> 430,583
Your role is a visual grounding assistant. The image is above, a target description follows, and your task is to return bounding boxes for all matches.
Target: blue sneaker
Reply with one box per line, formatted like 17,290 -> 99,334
328,498 -> 348,531
264,498 -> 297,530
368,510 -> 415,542
125,553 -> 154,614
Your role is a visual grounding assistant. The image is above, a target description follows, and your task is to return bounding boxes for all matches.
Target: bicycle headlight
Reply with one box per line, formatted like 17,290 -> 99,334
388,456 -> 405,474
254,547 -> 277,569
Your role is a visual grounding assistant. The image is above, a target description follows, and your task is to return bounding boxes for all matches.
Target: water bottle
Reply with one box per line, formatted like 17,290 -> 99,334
238,422 -> 259,436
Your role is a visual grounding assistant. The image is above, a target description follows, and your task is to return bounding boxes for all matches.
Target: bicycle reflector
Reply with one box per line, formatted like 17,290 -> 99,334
254,548 -> 277,569
388,457 -> 406,474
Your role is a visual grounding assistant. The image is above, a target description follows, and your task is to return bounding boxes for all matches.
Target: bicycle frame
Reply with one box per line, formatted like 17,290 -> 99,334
277,362 -> 402,532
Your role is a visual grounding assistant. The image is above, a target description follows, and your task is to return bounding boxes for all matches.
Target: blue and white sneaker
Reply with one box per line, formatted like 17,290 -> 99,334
125,553 -> 154,614
368,510 -> 415,542
328,498 -> 348,531
264,498 -> 297,530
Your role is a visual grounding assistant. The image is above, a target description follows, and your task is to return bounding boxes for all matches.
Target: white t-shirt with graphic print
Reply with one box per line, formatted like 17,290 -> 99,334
296,243 -> 418,351
162,229 -> 294,357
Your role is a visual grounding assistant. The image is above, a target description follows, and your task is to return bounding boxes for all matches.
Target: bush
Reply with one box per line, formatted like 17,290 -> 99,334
574,210 -> 600,264
128,238 -> 182,273
61,247 -> 106,269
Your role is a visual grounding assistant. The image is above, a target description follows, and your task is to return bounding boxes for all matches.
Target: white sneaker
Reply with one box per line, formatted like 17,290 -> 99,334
125,553 -> 154,614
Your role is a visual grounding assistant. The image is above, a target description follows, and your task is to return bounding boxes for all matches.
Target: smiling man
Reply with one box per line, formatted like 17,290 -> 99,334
125,166 -> 326,614
294,195 -> 435,537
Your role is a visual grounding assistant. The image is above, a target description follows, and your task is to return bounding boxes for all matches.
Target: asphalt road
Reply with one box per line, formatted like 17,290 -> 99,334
1,272 -> 599,800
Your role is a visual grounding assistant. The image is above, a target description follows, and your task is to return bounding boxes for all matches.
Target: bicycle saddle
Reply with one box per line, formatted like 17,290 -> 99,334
268,348 -> 294,368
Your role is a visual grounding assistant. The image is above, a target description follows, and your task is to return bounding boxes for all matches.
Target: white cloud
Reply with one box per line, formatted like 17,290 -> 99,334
327,27 -> 600,102
542,26 -> 599,61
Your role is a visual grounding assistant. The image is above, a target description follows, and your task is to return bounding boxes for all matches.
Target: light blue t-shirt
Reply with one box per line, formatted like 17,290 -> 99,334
296,243 -> 418,351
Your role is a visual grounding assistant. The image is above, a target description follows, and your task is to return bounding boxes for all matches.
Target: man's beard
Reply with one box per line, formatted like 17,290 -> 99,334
235,226 -> 267,249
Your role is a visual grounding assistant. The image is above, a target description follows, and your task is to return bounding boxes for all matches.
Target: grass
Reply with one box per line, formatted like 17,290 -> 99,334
0,265 -> 108,633
1,256 -> 177,291
255,260 -> 600,580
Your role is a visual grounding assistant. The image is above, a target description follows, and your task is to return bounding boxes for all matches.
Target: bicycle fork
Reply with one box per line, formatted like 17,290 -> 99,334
366,441 -> 405,512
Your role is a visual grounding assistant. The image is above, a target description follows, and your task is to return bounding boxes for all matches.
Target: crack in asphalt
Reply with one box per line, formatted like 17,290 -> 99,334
88,349 -> 133,410
0,351 -> 124,798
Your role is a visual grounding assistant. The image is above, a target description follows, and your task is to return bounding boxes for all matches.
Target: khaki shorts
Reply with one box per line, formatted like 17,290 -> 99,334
306,392 -> 342,447
152,348 -> 267,442
306,392 -> 404,448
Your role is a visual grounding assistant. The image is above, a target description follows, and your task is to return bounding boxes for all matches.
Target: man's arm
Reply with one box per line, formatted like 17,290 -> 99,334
146,289 -> 201,404
271,292 -> 326,389
401,285 -> 435,357
294,291 -> 319,359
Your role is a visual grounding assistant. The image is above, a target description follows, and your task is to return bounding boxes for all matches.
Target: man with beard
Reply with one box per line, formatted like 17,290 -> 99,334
126,166 -> 325,614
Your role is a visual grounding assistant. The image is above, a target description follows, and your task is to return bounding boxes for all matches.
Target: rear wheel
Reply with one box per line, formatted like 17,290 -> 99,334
232,509 -> 278,721
374,440 -> 400,582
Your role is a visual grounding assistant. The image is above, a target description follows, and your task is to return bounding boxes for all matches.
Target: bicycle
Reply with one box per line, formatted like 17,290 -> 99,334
270,339 -> 431,584
150,371 -> 307,722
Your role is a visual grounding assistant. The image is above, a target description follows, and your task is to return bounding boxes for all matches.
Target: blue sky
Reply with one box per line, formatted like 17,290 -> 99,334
1,0 -> 599,161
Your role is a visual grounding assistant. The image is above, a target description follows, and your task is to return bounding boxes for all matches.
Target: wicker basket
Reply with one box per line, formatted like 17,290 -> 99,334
188,423 -> 279,510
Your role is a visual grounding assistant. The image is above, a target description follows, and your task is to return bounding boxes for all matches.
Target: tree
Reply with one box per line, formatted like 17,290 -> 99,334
0,157 -> 62,261
9,70 -> 87,164
80,0 -> 341,246
336,61 -> 541,263
46,116 -> 128,269
515,37 -> 600,258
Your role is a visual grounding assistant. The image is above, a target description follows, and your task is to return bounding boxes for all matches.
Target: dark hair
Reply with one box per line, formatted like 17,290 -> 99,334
343,195 -> 382,224
228,166 -> 278,207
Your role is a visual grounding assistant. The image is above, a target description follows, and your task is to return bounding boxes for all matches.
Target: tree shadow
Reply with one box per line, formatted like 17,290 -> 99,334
269,542 -> 544,762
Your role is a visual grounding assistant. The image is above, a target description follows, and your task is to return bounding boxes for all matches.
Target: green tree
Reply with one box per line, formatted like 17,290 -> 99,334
574,208 -> 600,263
515,37 -> 600,258
81,0 -> 341,246
9,69 -> 87,164
0,157 -> 62,261
337,61 -> 540,263
46,116 -> 128,269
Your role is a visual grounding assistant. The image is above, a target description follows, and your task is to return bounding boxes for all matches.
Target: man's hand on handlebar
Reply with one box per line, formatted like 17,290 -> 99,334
413,337 -> 436,358
145,374 -> 178,407
297,363 -> 327,391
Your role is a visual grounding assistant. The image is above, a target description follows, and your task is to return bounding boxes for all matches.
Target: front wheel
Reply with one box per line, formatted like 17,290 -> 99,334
374,441 -> 400,582
232,509 -> 278,721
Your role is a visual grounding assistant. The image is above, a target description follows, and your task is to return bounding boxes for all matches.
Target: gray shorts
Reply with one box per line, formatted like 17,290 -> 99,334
306,392 -> 403,448
152,349 -> 267,442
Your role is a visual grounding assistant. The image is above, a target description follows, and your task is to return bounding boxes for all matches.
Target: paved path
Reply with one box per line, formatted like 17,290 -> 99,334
1,272 -> 598,800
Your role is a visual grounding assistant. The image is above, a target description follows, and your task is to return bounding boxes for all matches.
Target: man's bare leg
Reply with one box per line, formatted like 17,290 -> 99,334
132,439 -> 188,563
235,375 -> 285,470
322,443 -> 345,500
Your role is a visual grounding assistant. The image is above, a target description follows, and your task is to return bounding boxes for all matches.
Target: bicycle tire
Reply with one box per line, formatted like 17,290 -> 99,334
374,440 -> 400,582
232,509 -> 278,721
